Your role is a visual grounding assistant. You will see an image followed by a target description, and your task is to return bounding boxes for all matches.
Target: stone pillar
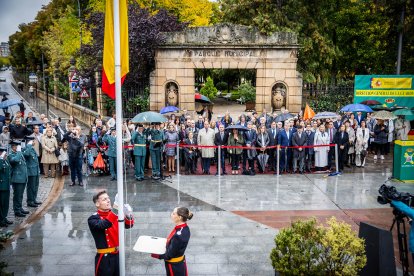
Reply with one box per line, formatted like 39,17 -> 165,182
95,64 -> 104,116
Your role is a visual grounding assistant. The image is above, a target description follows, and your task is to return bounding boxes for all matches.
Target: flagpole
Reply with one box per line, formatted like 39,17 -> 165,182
113,0 -> 126,275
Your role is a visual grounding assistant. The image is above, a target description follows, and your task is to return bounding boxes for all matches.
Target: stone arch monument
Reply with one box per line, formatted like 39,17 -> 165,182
150,23 -> 302,113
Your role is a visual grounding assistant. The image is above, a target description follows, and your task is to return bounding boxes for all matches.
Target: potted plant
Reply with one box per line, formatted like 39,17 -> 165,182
270,217 -> 366,275
238,82 -> 256,111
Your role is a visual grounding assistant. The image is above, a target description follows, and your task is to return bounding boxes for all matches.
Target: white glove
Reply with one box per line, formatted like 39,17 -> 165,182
123,204 -> 133,218
113,193 -> 119,209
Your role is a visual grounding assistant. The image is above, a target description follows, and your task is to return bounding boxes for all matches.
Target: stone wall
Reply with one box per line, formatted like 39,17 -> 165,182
37,90 -> 98,127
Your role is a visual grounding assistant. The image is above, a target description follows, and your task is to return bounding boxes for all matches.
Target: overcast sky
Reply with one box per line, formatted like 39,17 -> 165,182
0,0 -> 51,42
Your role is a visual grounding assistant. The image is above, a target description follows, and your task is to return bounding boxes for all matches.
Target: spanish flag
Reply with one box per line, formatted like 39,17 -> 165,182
102,0 -> 129,99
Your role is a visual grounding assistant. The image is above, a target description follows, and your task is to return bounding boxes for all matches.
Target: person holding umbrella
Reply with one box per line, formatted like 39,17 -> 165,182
1,95 -> 8,115
131,124 -> 147,181
149,122 -> 165,179
228,128 -> 244,175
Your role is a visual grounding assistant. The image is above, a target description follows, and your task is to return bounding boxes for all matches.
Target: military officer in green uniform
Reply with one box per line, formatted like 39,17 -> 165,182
102,128 -> 117,181
23,136 -> 41,207
8,141 -> 29,217
149,123 -> 164,179
0,146 -> 13,227
131,124 -> 147,181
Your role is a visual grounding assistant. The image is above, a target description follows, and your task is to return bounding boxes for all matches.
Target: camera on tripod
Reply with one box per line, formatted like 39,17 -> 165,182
377,184 -> 414,207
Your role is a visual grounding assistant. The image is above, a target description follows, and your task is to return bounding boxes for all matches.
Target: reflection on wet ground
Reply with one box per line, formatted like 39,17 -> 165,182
1,156 -> 413,275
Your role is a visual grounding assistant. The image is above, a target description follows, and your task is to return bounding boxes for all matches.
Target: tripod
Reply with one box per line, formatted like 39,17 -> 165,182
390,209 -> 410,276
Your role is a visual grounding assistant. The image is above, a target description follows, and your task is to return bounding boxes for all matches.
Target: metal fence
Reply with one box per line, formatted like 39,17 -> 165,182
302,83 -> 354,98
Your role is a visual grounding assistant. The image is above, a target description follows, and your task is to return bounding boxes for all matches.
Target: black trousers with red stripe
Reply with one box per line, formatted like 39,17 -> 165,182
164,260 -> 188,276
95,253 -> 119,276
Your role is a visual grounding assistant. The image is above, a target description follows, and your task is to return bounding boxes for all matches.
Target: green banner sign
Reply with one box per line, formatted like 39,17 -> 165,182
354,75 -> 414,108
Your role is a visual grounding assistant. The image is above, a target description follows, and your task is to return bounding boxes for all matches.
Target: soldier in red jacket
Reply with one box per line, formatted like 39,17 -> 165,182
88,190 -> 134,276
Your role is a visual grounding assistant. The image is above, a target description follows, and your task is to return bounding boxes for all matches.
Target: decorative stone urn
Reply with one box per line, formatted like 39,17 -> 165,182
272,87 -> 285,111
165,82 -> 178,106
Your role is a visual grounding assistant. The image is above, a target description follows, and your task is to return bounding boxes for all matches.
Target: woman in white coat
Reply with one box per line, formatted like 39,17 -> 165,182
313,124 -> 330,171
355,121 -> 370,167
395,116 -> 411,140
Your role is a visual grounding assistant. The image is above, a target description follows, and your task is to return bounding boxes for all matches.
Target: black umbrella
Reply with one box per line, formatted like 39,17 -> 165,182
225,125 -> 249,131
0,91 -> 9,96
275,113 -> 294,122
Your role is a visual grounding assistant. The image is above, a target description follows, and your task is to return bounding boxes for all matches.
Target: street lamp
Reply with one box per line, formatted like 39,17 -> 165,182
44,64 -> 50,118
36,65 -> 41,98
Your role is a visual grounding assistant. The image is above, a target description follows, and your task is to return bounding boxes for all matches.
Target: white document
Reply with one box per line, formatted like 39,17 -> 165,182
133,235 -> 167,254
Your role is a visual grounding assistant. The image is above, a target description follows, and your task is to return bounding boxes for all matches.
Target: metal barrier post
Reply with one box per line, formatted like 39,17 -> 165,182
335,144 -> 339,173
176,142 -> 180,176
276,145 -> 280,176
218,145 -> 221,176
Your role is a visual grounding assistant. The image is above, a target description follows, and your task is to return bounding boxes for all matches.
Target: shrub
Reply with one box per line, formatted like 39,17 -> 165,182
216,81 -> 228,91
270,217 -> 366,275
238,82 -> 256,103
200,76 -> 218,100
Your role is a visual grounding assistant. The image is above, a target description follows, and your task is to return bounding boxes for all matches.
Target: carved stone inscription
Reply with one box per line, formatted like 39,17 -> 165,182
185,49 -> 256,58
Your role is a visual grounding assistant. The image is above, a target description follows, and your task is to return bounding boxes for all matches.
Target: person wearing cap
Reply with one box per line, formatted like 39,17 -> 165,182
0,146 -> 12,227
149,123 -> 165,179
7,141 -> 29,217
23,136 -> 41,207
131,124 -> 147,181
102,128 -> 118,181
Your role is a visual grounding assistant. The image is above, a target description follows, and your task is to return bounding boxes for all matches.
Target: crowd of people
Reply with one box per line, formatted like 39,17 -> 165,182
0,103 -> 412,225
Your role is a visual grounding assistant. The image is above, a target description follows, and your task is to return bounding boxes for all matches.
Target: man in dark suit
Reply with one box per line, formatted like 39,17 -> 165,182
326,121 -> 337,170
355,112 -> 365,127
304,124 -> 315,172
278,121 -> 293,173
334,124 -> 349,172
214,124 -> 228,175
267,121 -> 279,171
195,116 -> 205,130
243,122 -> 257,174
333,116 -> 342,130
292,126 -> 307,174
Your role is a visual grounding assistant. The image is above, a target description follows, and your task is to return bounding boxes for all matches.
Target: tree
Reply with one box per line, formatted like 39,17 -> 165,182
199,77 -> 218,100
136,0 -> 219,26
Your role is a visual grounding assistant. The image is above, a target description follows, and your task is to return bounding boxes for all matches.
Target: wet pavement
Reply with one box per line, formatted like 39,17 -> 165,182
1,155 -> 412,275
1,70 -> 413,275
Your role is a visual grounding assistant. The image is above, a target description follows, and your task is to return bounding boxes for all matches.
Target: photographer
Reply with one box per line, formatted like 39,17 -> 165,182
63,126 -> 86,186
391,200 -> 414,263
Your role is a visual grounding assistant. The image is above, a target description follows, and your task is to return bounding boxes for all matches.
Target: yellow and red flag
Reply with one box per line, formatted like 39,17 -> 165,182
102,0 -> 129,99
303,103 -> 315,120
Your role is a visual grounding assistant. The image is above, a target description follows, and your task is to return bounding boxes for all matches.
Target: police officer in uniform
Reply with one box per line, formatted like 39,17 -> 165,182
8,141 -> 29,217
0,146 -> 12,227
88,190 -> 134,276
131,124 -> 147,181
102,128 -> 117,181
23,136 -> 41,207
149,123 -> 164,179
151,207 -> 193,276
